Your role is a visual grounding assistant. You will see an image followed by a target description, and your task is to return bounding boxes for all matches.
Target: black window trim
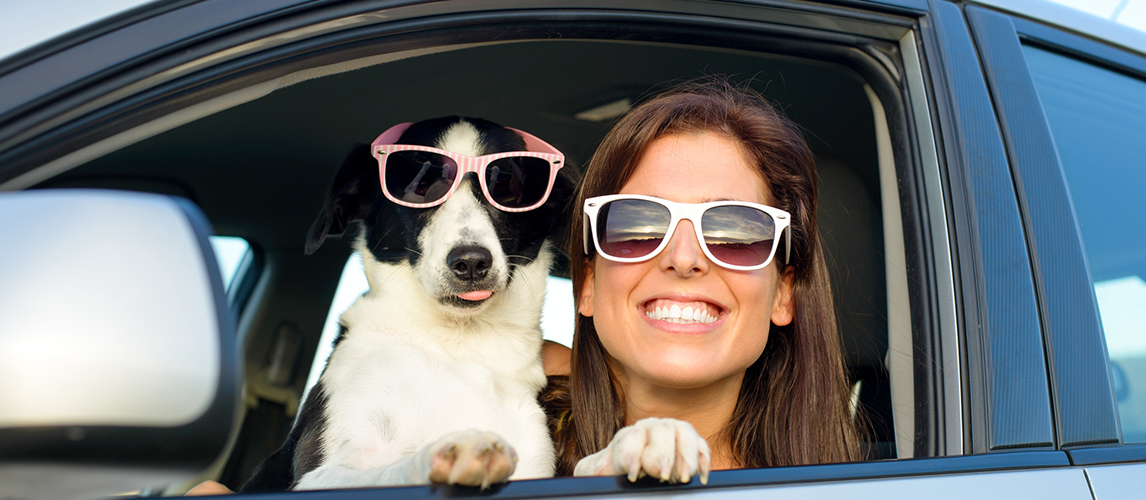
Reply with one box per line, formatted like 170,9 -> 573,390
920,0 -> 1055,454
236,451 -> 1069,500
965,4 -> 1120,450
1068,444 -> 1146,467
899,27 -> 963,459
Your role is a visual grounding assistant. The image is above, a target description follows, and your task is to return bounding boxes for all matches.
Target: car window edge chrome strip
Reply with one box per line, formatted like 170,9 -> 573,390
900,29 -> 963,455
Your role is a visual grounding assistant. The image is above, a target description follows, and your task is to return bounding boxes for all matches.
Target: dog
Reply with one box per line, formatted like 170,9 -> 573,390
241,116 -> 575,491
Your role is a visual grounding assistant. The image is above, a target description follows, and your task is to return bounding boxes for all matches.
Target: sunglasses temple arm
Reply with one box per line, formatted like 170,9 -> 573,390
372,122 -> 414,148
508,127 -> 562,155
785,226 -> 791,265
583,214 -> 590,255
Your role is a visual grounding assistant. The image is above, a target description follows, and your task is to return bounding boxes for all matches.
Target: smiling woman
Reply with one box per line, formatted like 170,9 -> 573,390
547,79 -> 862,479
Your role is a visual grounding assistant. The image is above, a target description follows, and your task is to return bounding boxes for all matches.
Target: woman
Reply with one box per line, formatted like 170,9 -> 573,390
544,78 -> 862,482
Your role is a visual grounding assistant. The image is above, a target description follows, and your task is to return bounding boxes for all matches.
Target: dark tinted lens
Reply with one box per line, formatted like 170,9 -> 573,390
598,199 -> 670,259
485,156 -> 552,208
384,151 -> 458,204
701,205 -> 776,267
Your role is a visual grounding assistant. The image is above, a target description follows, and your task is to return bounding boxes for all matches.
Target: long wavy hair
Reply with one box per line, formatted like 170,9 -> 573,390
543,78 -> 862,474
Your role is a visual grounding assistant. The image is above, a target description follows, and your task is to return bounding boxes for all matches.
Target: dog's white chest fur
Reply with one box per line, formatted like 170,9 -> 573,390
293,242 -> 556,490
320,332 -> 549,474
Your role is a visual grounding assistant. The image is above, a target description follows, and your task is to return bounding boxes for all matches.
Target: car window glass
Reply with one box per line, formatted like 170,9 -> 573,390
208,235 -> 251,292
304,254 -> 576,395
1023,45 -> 1146,443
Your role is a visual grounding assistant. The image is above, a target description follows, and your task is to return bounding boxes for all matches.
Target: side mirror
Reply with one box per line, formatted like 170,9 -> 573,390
0,189 -> 239,499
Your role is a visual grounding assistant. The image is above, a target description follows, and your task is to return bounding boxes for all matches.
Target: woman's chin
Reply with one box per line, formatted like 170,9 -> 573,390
627,354 -> 745,390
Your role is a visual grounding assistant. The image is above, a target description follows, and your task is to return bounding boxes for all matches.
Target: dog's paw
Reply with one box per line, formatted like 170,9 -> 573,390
424,430 -> 518,489
573,417 -> 711,484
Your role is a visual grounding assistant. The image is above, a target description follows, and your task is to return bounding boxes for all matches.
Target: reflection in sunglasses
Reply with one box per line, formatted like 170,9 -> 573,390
702,208 -> 775,243
603,200 -> 775,244
604,201 -> 669,241
587,194 -> 789,269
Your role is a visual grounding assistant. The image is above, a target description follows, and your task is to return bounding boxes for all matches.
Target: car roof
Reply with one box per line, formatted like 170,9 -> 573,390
4,0 -> 1145,72
0,0 -> 158,62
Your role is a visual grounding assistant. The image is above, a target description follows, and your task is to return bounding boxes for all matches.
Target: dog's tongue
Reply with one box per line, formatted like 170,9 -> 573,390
457,290 -> 493,301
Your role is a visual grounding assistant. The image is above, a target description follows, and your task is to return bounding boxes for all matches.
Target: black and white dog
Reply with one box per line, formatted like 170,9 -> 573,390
242,117 -> 575,491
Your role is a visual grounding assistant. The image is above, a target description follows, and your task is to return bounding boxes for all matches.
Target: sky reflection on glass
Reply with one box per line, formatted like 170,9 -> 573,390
602,200 -> 775,245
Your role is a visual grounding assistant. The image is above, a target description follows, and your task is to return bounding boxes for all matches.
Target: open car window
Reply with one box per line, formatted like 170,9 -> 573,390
184,34 -> 915,487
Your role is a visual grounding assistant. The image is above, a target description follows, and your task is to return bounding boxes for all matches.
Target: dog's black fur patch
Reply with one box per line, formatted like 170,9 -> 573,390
241,383 -> 328,491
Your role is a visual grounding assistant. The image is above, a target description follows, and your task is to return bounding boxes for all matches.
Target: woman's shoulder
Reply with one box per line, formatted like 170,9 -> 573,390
542,340 -> 571,376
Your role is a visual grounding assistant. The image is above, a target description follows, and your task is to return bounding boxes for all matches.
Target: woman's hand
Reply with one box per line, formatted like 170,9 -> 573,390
573,417 -> 711,484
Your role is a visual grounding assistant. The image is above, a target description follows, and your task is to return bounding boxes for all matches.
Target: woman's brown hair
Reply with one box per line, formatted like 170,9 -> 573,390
545,78 -> 862,474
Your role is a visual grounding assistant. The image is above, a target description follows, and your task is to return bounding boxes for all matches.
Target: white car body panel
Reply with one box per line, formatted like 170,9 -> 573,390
1085,463 -> 1146,500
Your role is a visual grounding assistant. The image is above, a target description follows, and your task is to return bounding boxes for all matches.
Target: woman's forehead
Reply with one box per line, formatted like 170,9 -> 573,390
619,132 -> 772,205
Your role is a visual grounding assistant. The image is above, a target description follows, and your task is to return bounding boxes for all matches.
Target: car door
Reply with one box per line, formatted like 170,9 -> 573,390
0,0 -> 1120,499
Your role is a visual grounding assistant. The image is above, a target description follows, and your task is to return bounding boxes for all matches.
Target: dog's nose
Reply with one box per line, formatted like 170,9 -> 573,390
447,245 -> 493,281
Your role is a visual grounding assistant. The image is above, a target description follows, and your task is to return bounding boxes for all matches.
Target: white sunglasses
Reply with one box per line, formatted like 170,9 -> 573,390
583,194 -> 791,271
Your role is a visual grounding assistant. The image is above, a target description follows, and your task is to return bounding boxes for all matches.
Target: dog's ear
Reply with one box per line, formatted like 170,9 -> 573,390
550,161 -> 581,226
545,160 -> 582,268
306,144 -> 379,255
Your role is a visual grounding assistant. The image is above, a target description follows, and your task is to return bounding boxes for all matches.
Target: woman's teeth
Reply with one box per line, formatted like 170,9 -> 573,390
645,303 -> 718,324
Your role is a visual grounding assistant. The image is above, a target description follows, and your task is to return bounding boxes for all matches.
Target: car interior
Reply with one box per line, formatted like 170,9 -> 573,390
34,37 -> 903,490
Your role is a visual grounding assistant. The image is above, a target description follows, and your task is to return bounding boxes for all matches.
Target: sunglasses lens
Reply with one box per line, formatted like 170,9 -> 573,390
384,151 -> 458,204
485,156 -> 552,208
598,199 -> 671,259
701,205 -> 777,267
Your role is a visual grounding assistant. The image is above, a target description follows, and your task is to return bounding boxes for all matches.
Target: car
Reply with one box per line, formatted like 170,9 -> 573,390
0,0 -> 1144,498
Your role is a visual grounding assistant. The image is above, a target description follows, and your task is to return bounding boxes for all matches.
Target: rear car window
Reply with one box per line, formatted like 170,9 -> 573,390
1023,45 -> 1146,443
209,235 -> 251,292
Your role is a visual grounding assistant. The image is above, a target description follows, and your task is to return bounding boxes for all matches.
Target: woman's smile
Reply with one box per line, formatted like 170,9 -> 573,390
642,298 -> 721,325
640,290 -> 727,332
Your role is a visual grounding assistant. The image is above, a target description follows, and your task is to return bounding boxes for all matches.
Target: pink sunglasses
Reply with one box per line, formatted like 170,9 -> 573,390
371,122 -> 565,212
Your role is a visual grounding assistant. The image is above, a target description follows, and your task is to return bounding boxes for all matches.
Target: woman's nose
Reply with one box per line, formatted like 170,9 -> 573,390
659,219 -> 710,276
